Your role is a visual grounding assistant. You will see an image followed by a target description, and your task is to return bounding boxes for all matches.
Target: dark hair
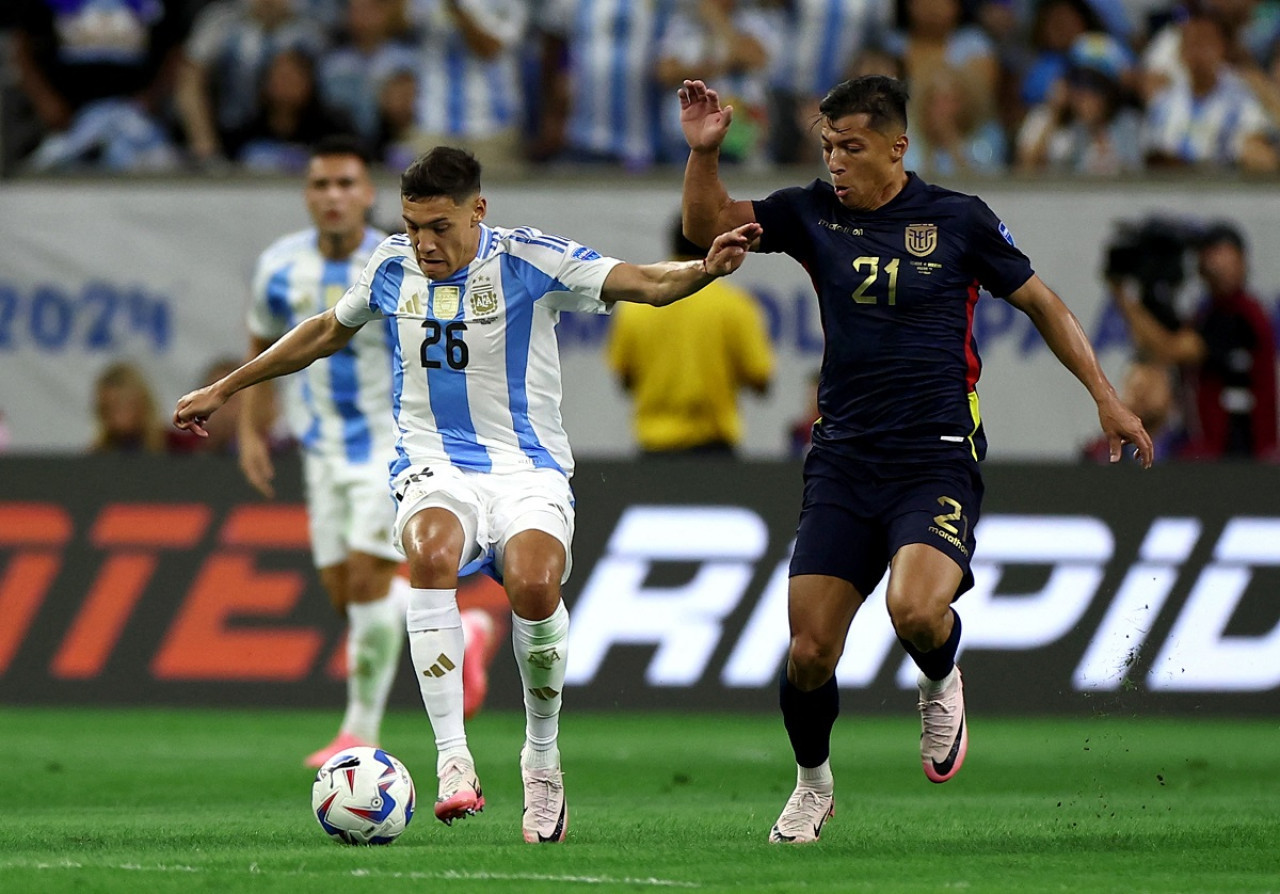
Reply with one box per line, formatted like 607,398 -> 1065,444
818,76 -> 909,133
669,215 -> 703,259
1198,221 -> 1246,253
310,133 -> 372,166
400,146 -> 482,203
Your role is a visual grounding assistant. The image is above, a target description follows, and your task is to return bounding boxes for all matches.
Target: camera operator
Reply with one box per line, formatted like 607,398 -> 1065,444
1110,222 -> 1277,460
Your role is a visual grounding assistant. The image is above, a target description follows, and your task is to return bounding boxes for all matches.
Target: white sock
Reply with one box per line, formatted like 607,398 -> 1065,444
406,587 -> 468,760
513,601 -> 569,770
338,585 -> 405,742
797,759 -> 834,794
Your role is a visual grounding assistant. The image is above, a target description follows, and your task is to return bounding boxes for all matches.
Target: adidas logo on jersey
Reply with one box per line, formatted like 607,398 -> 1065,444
397,292 -> 424,316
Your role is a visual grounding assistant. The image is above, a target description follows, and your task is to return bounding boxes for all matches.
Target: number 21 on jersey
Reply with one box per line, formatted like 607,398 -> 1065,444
851,256 -> 900,305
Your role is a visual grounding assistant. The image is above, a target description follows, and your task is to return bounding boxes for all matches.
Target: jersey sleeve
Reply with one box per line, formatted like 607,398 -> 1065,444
751,186 -> 814,263
509,228 -> 623,314
964,198 -> 1035,299
335,238 -> 406,327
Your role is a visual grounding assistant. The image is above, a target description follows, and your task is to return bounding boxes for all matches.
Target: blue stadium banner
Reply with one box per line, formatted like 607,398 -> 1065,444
0,456 -> 1277,715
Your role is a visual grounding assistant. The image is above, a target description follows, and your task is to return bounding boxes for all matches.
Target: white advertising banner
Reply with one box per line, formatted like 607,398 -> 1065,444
1,177 -> 1277,457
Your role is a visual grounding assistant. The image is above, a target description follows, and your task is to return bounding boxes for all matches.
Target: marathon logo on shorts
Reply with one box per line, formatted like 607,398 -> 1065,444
905,224 -> 938,257
928,524 -> 970,557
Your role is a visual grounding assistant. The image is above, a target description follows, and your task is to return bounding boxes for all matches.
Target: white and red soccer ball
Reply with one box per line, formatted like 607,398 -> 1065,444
312,746 -> 415,845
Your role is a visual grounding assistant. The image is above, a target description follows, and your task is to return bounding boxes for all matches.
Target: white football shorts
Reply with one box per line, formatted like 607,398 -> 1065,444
390,464 -> 575,583
302,452 -> 401,569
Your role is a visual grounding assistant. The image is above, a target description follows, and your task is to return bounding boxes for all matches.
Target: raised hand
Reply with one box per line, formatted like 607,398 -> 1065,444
679,79 -> 733,153
704,222 -> 763,276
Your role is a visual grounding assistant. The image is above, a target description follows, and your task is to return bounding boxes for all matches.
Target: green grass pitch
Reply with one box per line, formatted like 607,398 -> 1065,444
2,707 -> 1277,893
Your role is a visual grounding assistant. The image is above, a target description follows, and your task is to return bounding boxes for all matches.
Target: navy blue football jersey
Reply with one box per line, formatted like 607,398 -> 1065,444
753,173 -> 1034,463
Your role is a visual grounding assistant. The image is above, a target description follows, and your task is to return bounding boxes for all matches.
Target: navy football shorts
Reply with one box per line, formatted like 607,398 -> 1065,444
788,446 -> 984,600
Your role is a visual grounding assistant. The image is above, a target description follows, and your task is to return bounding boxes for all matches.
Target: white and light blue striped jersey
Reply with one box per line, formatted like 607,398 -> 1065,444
334,223 -> 620,480
541,0 -> 675,167
248,226 -> 399,464
410,0 -> 529,137
772,0 -> 890,97
1142,71 -> 1274,167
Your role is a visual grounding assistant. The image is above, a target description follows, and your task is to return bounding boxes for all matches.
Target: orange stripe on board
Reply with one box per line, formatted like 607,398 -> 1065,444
91,505 -> 211,548
220,505 -> 310,548
0,552 -> 61,674
51,554 -> 156,679
0,504 -> 72,546
151,555 -> 321,681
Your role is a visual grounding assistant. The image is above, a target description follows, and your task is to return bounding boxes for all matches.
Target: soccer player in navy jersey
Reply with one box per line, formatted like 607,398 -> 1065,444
679,76 -> 1154,843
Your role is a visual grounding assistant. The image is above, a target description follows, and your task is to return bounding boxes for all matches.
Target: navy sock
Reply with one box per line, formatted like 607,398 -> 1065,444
899,608 -> 962,682
779,669 -> 840,768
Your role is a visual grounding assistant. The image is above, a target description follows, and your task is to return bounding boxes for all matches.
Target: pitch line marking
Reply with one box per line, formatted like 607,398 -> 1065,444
13,860 -> 701,888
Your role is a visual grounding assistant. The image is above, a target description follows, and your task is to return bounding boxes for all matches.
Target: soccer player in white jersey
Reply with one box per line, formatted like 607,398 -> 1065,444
176,146 -> 761,843
239,136 -> 494,770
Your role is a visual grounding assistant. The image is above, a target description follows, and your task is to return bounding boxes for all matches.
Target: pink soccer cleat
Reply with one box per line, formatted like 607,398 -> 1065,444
435,756 -> 484,825
919,667 -> 968,783
304,731 -> 372,769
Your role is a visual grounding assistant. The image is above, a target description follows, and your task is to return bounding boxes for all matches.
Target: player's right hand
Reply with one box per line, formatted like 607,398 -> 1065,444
238,432 -> 276,498
173,386 -> 224,438
679,79 -> 733,152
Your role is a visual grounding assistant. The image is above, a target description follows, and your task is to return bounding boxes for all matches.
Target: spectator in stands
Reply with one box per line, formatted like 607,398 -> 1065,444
176,0 -> 327,166
1016,32 -> 1143,174
318,0 -> 418,144
370,60 -> 421,170
1112,222 -> 1277,460
767,0 -> 892,164
654,0 -> 782,166
1142,10 -> 1279,172
400,0 -> 529,173
903,63 -> 1007,174
11,0 -> 192,171
532,0 -> 672,169
229,46 -> 352,172
91,361 -> 169,453
884,0 -> 1000,124
1019,0 -> 1100,109
607,215 -> 774,457
1141,0 -> 1279,99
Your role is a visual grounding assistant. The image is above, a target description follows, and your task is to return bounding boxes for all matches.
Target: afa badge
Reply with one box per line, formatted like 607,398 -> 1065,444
469,276 -> 499,316
905,223 -> 938,258
432,285 -> 460,319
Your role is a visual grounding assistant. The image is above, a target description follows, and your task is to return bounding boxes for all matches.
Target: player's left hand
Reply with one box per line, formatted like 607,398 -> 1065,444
703,222 -> 762,276
173,386 -> 225,438
1098,395 -> 1154,468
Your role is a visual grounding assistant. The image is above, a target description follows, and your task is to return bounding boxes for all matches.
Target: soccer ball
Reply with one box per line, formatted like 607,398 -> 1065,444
311,746 -> 416,845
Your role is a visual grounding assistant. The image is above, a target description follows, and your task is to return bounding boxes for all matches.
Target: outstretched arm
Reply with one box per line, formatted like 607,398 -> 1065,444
601,222 -> 762,306
1007,274 -> 1154,467
174,309 -> 359,436
680,79 -> 759,248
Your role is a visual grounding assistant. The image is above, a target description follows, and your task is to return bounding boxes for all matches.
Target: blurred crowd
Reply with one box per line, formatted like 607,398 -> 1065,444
2,0 -> 1280,177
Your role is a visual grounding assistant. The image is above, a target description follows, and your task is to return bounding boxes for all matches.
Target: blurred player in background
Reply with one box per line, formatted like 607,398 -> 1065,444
240,135 -> 493,770
176,145 -> 759,843
680,75 -> 1153,843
